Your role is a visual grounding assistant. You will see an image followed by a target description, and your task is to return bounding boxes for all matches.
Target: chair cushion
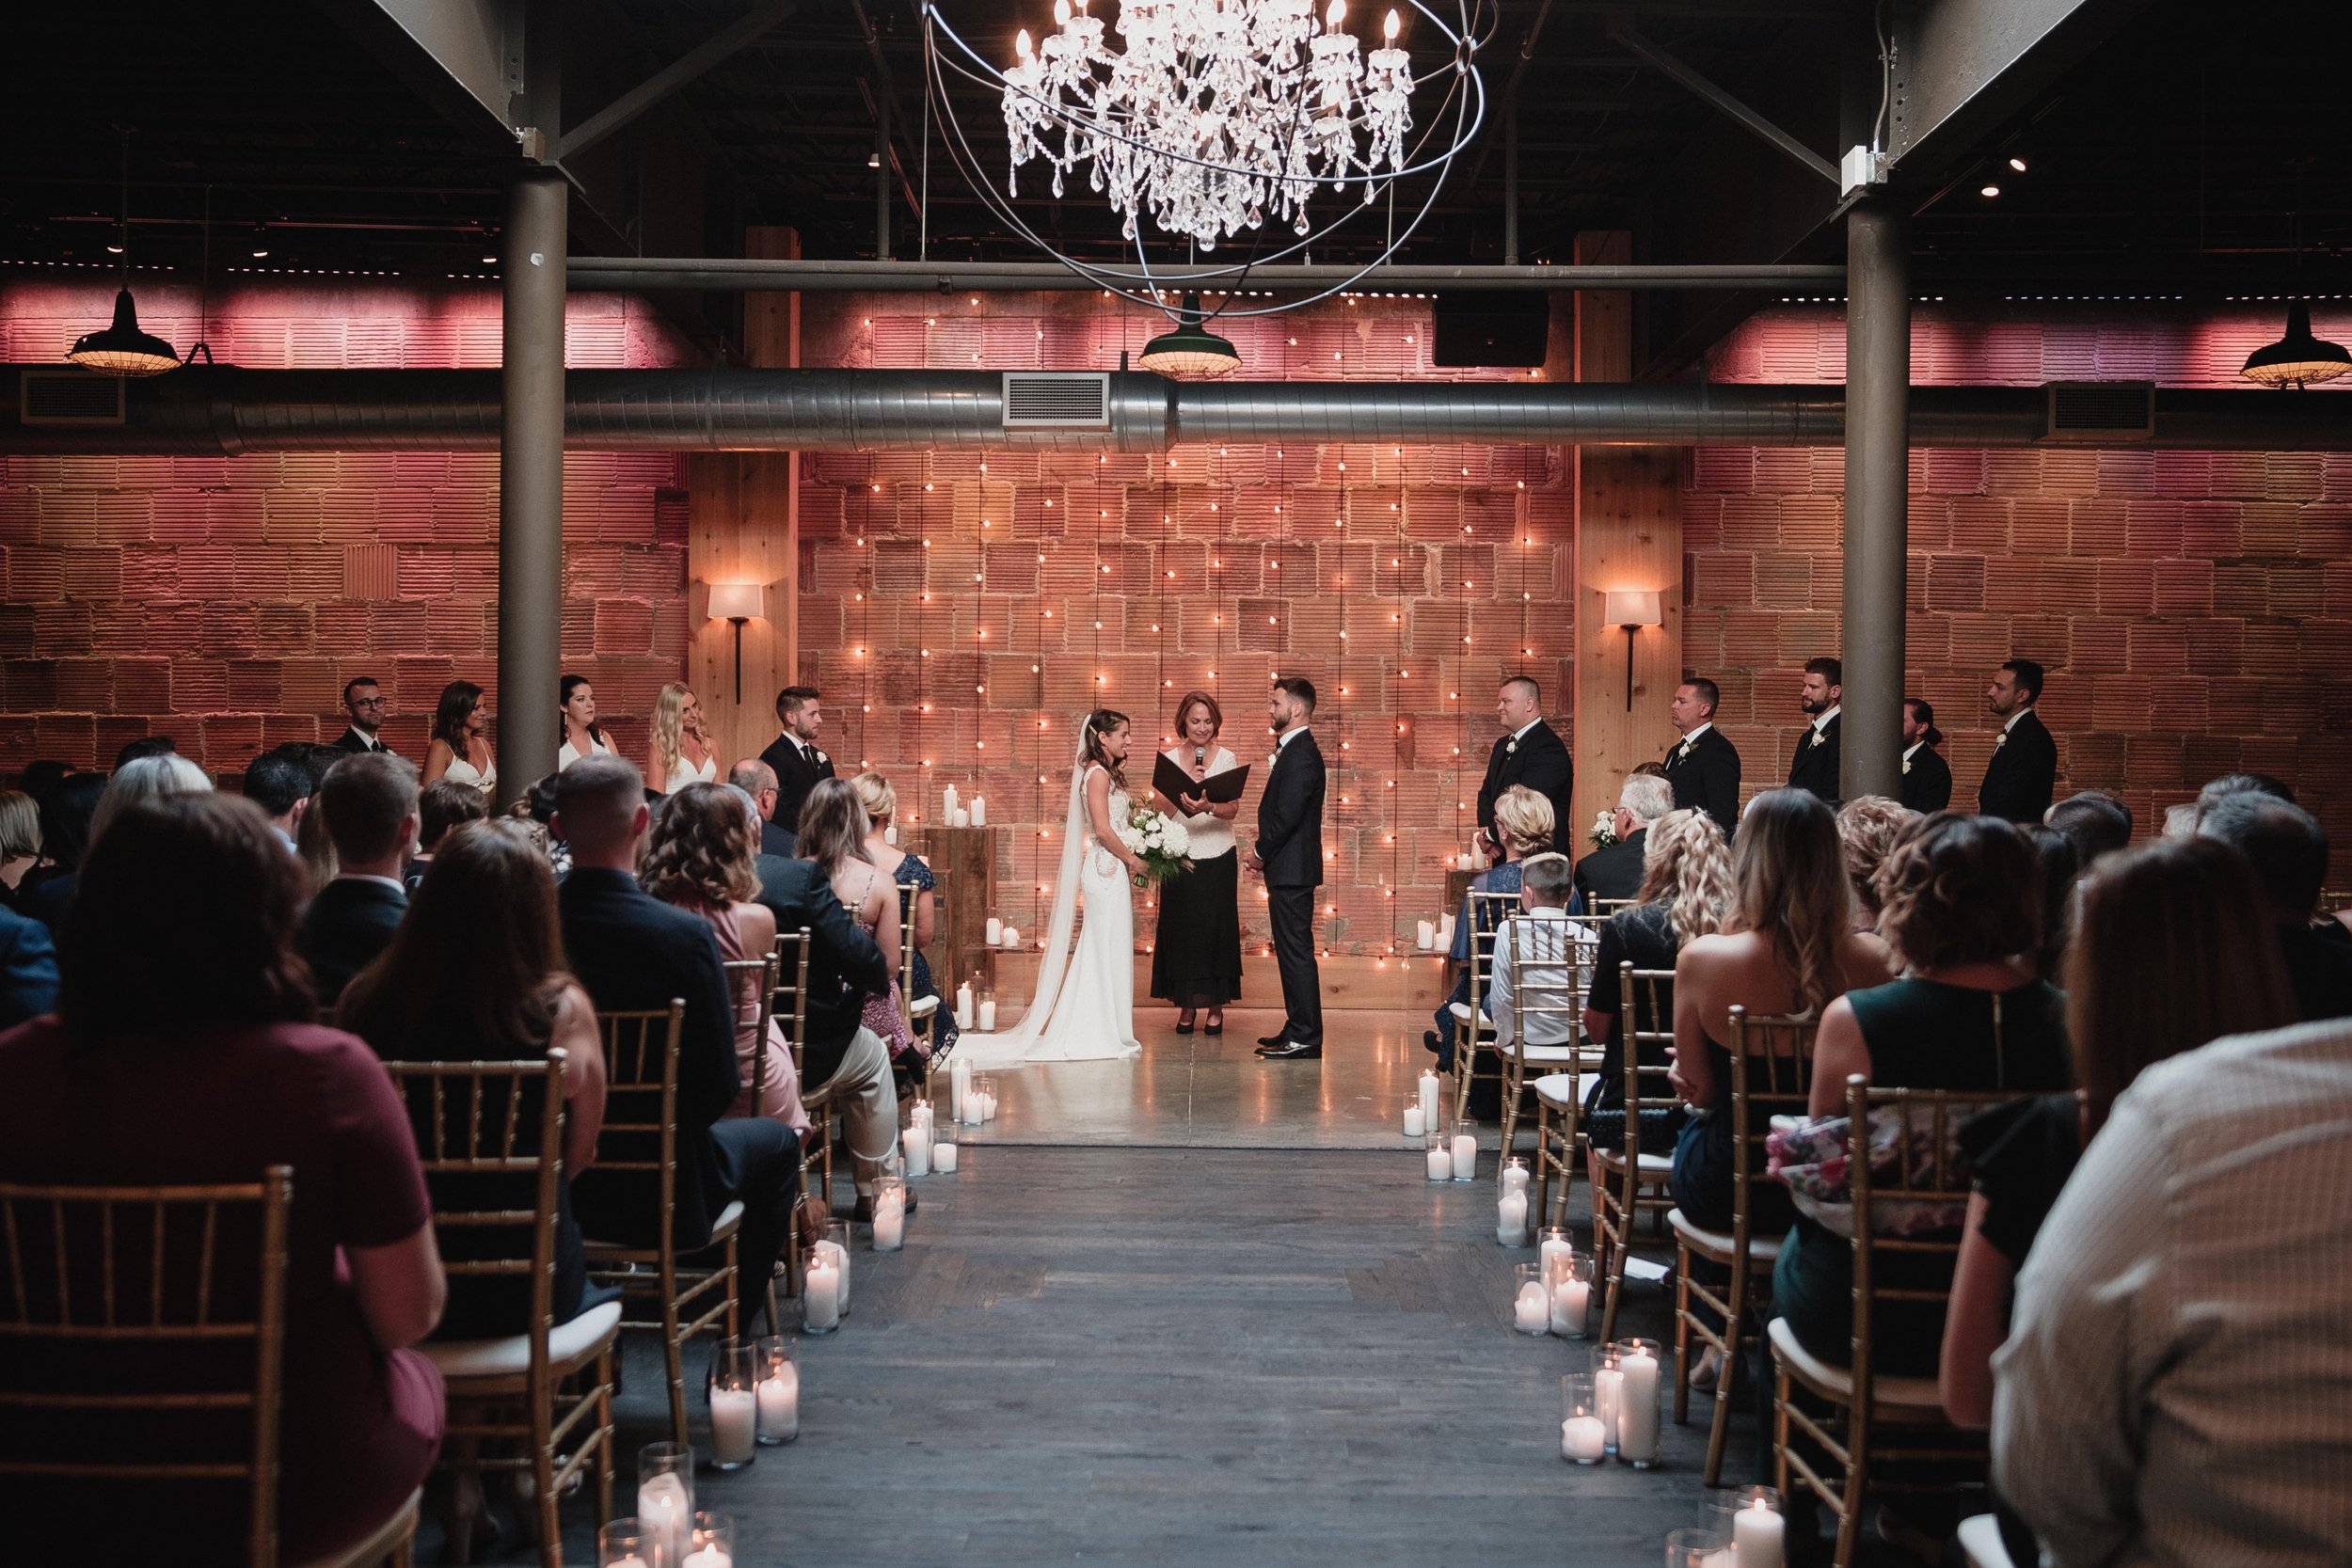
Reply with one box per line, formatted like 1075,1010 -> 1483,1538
910,995 -> 940,1019
707,1199 -> 745,1243
1765,1316 -> 1944,1413
1447,1001 -> 1494,1028
582,1199 -> 742,1260
422,1299 -> 624,1385
1667,1207 -> 1782,1263
1533,1072 -> 1581,1107
1593,1149 -> 1675,1177
1510,1041 -> 1583,1063
1957,1514 -> 2017,1568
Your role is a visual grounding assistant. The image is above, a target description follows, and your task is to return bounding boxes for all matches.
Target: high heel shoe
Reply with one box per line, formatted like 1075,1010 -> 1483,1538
1203,1010 -> 1224,1037
1175,1009 -> 1197,1035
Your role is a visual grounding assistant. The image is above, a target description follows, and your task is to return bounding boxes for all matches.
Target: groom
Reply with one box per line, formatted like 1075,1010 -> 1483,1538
1247,677 -> 1327,1060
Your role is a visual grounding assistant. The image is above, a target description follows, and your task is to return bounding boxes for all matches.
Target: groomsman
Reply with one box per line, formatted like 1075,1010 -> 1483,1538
758,685 -> 834,832
1899,699 -> 1953,814
331,676 -> 398,755
1979,658 -> 2058,824
1248,678 -> 1327,1060
1661,678 -> 1740,836
1475,676 -> 1573,858
1786,657 -> 1843,805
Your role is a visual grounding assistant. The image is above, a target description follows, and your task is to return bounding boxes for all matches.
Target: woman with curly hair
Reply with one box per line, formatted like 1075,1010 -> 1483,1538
1835,794 -> 1918,933
637,782 -> 810,1132
646,682 -> 718,795
799,779 -> 915,1063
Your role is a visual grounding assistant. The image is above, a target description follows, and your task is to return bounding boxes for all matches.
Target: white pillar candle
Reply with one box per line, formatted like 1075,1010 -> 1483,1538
904,1127 -> 930,1177
1417,1069 -> 1440,1127
950,1057 -> 972,1120
943,784 -> 959,818
1734,1498 -> 1787,1568
1425,1143 -> 1451,1182
954,981 -> 975,1031
1562,1416 -> 1609,1464
982,1090 -> 998,1121
1513,1281 -> 1549,1334
873,1191 -> 906,1251
680,1546 -> 732,1568
1451,1132 -> 1478,1181
636,1475 -> 691,1565
803,1255 -> 841,1330
1594,1366 -> 1623,1449
708,1386 -> 756,1465
1550,1277 -> 1591,1337
970,796 -> 986,826
1416,919 -> 1436,950
817,1238 -> 850,1313
1497,1190 -> 1529,1247
1502,1163 -> 1531,1197
883,825 -> 898,847
1438,912 -> 1457,947
1615,1348 -> 1661,1464
1539,1231 -> 1575,1275
755,1363 -> 800,1442
950,807 -> 970,828
1001,926 -> 1019,948
932,1141 -> 959,1173
985,916 -> 1003,946
977,998 -> 997,1031
1457,848 -> 1480,871
1403,1103 -> 1424,1138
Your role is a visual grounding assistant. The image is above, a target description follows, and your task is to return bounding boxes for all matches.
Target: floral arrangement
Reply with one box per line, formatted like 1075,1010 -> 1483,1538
1588,810 -> 1618,849
1119,799 -> 1195,888
1764,1110 -> 1972,1239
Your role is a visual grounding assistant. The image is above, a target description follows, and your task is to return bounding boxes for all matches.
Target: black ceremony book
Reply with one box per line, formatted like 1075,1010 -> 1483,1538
1152,752 -> 1252,807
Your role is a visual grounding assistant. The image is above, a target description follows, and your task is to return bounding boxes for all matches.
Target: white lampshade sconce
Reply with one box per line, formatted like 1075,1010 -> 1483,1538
1603,589 -> 1663,712
707,583 -> 765,703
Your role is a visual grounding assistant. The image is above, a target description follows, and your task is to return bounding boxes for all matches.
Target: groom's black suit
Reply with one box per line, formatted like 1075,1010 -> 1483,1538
1257,727 -> 1327,1049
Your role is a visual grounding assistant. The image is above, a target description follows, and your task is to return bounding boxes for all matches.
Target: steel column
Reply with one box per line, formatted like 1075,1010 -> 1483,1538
497,168 -> 566,807
1841,199 -> 1910,803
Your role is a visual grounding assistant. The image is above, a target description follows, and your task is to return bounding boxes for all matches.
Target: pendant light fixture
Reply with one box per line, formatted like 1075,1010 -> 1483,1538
2241,301 -> 2351,388
67,131 -> 180,377
1137,293 -> 1242,378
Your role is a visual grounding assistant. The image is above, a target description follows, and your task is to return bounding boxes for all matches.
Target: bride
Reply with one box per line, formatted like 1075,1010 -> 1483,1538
955,709 -> 1149,1067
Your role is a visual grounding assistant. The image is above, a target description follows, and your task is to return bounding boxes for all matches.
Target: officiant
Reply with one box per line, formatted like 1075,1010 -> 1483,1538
1151,691 -> 1244,1037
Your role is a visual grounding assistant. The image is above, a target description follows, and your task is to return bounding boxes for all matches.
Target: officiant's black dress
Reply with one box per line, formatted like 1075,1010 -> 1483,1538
1149,747 -> 1244,1008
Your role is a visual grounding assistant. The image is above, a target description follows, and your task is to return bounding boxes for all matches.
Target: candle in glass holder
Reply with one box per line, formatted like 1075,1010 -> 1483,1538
634,1448 -> 693,1567
1424,1131 -> 1451,1182
1451,1131 -> 1478,1181
1416,919 -> 1436,950
955,981 -> 975,1030
599,1519 -> 654,1568
872,1178 -> 907,1251
1001,926 -> 1020,949
1497,1188 -> 1530,1247
949,807 -> 970,828
1402,1098 -> 1424,1139
1538,1227 -> 1574,1275
976,1076 -> 998,1121
681,1512 -> 734,1568
977,996 -> 998,1031
985,916 -> 1003,946
933,1139 -> 959,1173
1417,1069 -> 1440,1128
903,1107 -> 931,1176
970,796 -> 986,826
1550,1273 -> 1591,1338
1512,1265 -> 1549,1335
943,784 -> 959,819
1457,848 -> 1479,871
1731,1493 -> 1787,1568
883,825 -> 898,847
819,1227 -> 850,1313
950,1056 -> 972,1121
1501,1158 -> 1531,1198
1560,1373 -> 1607,1465
1594,1355 -> 1623,1452
754,1337 -> 799,1444
803,1252 -> 841,1333
1612,1338 -> 1662,1465
707,1338 -> 758,1467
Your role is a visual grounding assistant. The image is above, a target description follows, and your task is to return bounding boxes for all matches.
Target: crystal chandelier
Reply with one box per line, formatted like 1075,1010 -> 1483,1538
924,1 -> 1484,316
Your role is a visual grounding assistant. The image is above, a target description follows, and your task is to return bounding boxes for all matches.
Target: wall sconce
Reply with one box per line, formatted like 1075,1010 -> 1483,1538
707,583 -> 764,703
1603,589 -> 1662,712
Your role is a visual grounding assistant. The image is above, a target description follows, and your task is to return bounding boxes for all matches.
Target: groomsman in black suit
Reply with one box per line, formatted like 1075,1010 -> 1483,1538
1899,698 -> 1954,814
757,686 -> 835,834
1475,676 -> 1574,858
330,676 -> 398,756
1661,677 -> 1740,836
1786,657 -> 1843,806
1247,678 -> 1327,1060
1979,658 -> 2058,824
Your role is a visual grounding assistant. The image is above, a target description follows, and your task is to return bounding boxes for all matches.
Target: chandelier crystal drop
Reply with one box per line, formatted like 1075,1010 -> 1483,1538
1000,0 -> 1419,250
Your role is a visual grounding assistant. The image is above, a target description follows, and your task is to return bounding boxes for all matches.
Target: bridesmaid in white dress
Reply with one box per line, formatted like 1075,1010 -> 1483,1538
647,683 -> 719,794
557,673 -> 615,769
956,709 -> 1149,1067
421,679 -> 498,799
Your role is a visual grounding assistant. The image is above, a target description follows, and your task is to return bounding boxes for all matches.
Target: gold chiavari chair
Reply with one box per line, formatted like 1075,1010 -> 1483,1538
579,1002 -> 739,1450
1591,895 -> 1639,921
1449,888 -> 1525,1125
1593,963 -> 1679,1343
1496,911 -> 1597,1193
765,929 -> 827,1215
898,880 -> 942,1068
388,1053 -> 618,1568
1771,1075 -> 2025,1568
0,1169 -> 421,1567
1670,1006 -> 1818,1485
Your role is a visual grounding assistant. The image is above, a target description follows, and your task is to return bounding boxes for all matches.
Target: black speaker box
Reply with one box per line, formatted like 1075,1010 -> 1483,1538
1431,291 -> 1550,368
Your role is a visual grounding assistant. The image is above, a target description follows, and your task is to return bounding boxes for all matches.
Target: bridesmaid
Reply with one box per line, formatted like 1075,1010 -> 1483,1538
557,673 -> 613,770
421,680 -> 497,799
1150,689 -> 1244,1036
647,683 -> 718,794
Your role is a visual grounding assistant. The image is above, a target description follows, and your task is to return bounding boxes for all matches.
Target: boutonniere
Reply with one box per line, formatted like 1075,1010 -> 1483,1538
1677,738 -> 1694,761
1901,756 -> 1912,775
1505,737 -> 1518,755
1994,732 -> 2007,751
1809,727 -> 1827,748
816,750 -> 831,765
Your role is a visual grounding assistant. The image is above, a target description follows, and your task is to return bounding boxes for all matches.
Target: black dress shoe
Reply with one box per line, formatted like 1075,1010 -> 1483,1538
1260,1040 -> 1323,1060
1203,1020 -> 1223,1037
1422,1029 -> 1443,1055
1256,1031 -> 1289,1047
1174,1021 -> 1195,1036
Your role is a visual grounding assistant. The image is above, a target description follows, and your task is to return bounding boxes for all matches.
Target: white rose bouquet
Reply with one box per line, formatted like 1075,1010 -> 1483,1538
1589,809 -> 1619,849
1119,798 -> 1196,888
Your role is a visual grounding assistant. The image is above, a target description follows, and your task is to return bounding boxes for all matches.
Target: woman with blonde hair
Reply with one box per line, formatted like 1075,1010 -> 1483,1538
1422,784 -> 1557,1074
0,791 -> 42,903
636,782 -> 810,1132
1836,794 -> 1918,933
646,683 -> 718,795
851,770 -> 956,1061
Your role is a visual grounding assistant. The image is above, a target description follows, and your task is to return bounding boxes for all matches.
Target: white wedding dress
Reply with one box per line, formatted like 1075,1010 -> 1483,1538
955,756 -> 1142,1067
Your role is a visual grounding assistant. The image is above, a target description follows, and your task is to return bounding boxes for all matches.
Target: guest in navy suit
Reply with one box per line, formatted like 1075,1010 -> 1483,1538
296,753 -> 420,1009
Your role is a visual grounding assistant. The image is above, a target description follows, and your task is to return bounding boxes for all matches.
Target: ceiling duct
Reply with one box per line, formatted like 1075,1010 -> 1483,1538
19,370 -> 126,426
1001,372 -> 1112,430
2041,381 -> 2155,443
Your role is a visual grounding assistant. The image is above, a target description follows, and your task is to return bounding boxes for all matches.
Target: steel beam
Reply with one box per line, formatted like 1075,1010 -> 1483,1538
1608,21 -> 1839,184
1840,200 -> 1910,804
1888,0 -> 2153,171
564,258 -> 1848,293
498,169 -> 566,808
557,1 -> 798,161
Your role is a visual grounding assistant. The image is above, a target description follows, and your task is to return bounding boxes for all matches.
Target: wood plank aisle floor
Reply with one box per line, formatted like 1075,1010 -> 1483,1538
510,1013 -> 1784,1566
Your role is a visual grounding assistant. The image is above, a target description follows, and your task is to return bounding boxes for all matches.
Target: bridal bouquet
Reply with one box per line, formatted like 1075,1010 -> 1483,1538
1589,810 -> 1619,849
1119,799 -> 1196,888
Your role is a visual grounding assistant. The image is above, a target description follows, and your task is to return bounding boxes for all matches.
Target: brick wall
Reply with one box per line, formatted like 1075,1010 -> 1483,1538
794,293 -> 1573,953
1690,302 -> 2352,856
0,280 -> 694,770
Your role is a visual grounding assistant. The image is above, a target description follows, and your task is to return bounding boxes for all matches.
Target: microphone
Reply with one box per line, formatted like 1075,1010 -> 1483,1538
1195,745 -> 1206,768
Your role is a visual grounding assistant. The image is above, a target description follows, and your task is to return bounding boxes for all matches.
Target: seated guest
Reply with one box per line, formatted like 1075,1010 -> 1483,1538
2198,792 -> 2352,1022
2043,789 -> 2131,869
408,779 -> 489,889
851,770 -> 959,1062
92,752 -> 214,845
18,771 -> 105,929
239,749 -> 312,852
112,734 -> 178,770
0,904 -> 58,1029
0,790 -> 41,908
1991,1019 -> 2339,1563
342,818 -> 612,1338
2021,825 -> 2080,983
2193,769 -> 2293,828
295,754 -> 420,1009
638,783 -> 814,1132
551,756 -> 801,1316
18,759 -> 73,805
1574,771 -> 1673,911
1835,795 -> 1917,934
1486,852 -> 1577,1052
1423,785 -> 1557,1073
0,793 -> 445,1563
731,758 -> 796,859
1581,809 -> 1731,1154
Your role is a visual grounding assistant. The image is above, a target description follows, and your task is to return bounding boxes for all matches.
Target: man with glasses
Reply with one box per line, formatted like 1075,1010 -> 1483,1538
729,758 -> 796,859
331,676 -> 398,756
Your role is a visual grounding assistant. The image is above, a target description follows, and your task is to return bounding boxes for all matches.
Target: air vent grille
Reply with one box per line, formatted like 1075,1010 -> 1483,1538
1002,372 -> 1111,429
20,371 -> 127,426
2042,381 -> 2153,443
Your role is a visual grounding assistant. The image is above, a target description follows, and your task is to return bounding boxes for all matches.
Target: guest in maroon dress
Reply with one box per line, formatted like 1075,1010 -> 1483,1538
0,792 -> 447,1565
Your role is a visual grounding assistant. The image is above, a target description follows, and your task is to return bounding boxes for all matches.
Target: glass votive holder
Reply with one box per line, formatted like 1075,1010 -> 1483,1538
1402,1095 -> 1426,1139
819,1221 -> 852,1316
1423,1128 -> 1452,1183
752,1335 -> 799,1445
932,1114 -> 961,1175
1592,1343 -> 1623,1454
1546,1248 -> 1593,1338
634,1443 -> 694,1564
1497,1179 -> 1533,1247
975,1074 -> 999,1122
705,1338 -> 757,1470
871,1175 -> 908,1252
1708,1485 -> 1788,1568
1500,1155 -> 1532,1196
684,1511 -> 736,1568
1607,1337 -> 1665,1467
1537,1225 -> 1574,1274
802,1243 -> 844,1335
1663,1528 -> 1731,1568
1511,1262 -> 1549,1335
1560,1372 -> 1608,1465
1450,1120 -> 1479,1182
598,1518 -> 654,1568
